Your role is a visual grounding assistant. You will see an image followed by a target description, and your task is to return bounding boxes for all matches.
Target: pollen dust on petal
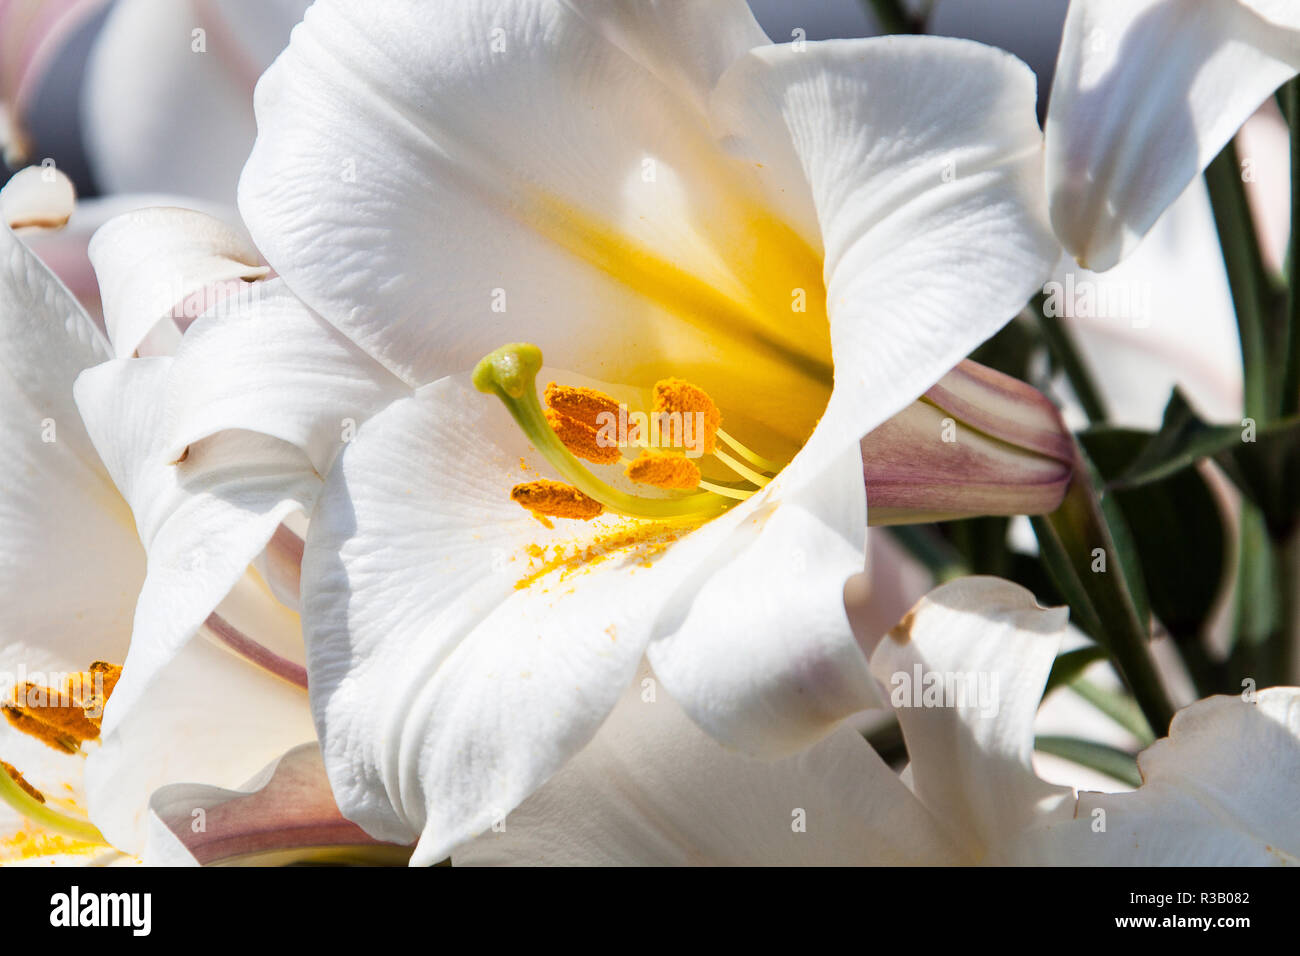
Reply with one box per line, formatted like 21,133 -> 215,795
1,760 -> 44,803
0,828 -> 105,863
513,520 -> 687,592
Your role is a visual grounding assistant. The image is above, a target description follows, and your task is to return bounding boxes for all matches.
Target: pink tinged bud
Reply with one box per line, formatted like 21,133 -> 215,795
862,360 -> 1075,525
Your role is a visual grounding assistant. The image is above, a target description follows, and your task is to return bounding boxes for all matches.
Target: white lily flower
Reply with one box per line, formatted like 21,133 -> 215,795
0,167 -> 321,860
0,0 -> 107,166
1046,180 -> 1243,429
217,0 -> 1059,864
459,578 -> 1300,866
456,578 -> 1076,865
1046,0 -> 1300,271
81,0 -> 311,204
1025,687 -> 1300,864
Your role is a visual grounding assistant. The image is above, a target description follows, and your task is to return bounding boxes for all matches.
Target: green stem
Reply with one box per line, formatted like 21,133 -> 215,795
1033,293 -> 1109,423
1034,736 -> 1142,788
1034,456 -> 1176,736
0,769 -> 106,844
1043,645 -> 1109,697
1228,503 -> 1280,687
1067,677 -> 1155,746
886,525 -> 969,582
1205,140 -> 1275,423
864,0 -> 924,34
1277,528 -> 1300,684
1282,77 -> 1300,417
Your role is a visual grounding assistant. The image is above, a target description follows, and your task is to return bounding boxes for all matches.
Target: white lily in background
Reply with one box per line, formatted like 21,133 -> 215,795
0,0 -> 107,166
458,578 -> 1300,866
1045,179 -> 1244,429
0,166 -> 356,863
1046,0 -> 1300,271
1028,687 -> 1300,864
80,0 -> 310,204
457,578 -> 1077,865
1,0 -> 308,205
199,0 -> 1062,864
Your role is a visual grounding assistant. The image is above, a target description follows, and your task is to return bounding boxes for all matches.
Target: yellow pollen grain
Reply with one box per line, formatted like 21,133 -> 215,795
510,479 -> 604,521
514,521 -> 686,591
545,408 -> 621,465
653,377 -> 721,453
544,381 -> 621,429
2,661 -> 124,752
0,760 -> 44,804
625,450 -> 701,490
0,829 -> 103,862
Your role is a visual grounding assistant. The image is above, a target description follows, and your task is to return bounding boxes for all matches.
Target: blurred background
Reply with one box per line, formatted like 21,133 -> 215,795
4,0 -> 1070,203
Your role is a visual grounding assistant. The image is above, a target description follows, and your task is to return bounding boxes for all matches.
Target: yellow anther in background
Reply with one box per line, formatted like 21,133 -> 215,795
545,408 -> 621,465
653,378 -> 720,453
545,382 -> 621,429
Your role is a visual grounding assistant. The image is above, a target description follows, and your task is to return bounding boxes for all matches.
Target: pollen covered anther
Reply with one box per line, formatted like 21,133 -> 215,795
2,661 -> 124,753
511,479 -> 604,520
0,761 -> 44,804
626,450 -> 702,490
653,378 -> 721,453
544,382 -> 621,429
545,408 -> 621,465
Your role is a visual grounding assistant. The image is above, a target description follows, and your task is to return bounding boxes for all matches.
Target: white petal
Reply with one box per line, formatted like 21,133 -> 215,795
1049,179 -> 1242,429
85,631 -> 316,854
711,36 -> 1058,486
73,357 -> 319,734
163,280 -> 410,475
82,0 -> 310,203
88,206 -> 269,358
0,175 -> 140,672
15,193 -> 244,329
869,577 -> 1074,859
240,0 -> 838,451
646,442 -> 881,757
1027,688 -> 1300,864
1,164 -> 75,229
303,365 -> 873,862
303,376 -> 710,862
1240,0 -> 1300,31
454,665 -> 958,866
1046,0 -> 1300,271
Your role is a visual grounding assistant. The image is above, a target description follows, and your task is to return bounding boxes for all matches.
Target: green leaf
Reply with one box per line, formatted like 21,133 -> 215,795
1081,427 -> 1229,649
1032,443 -> 1174,735
1109,389 -> 1239,489
1109,389 -> 1300,539
1067,677 -> 1155,746
1034,736 -> 1143,788
1043,645 -> 1108,697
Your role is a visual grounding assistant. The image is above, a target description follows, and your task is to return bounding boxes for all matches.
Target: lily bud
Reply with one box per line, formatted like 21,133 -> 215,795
862,360 -> 1074,525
